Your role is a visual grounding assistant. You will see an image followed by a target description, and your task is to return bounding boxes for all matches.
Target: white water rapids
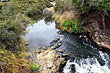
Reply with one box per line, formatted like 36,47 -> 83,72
63,51 -> 110,73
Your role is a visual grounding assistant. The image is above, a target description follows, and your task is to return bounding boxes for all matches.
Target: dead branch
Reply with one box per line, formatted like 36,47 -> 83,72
80,0 -> 85,7
101,14 -> 106,28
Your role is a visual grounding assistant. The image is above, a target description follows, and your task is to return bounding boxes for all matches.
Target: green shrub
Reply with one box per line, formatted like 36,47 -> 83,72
55,0 -> 73,14
29,62 -> 40,71
70,0 -> 110,13
60,17 -> 82,33
55,0 -> 65,13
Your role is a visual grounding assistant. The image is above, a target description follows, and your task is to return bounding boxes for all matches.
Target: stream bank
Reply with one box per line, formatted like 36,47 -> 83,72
23,14 -> 110,73
53,0 -> 110,51
27,47 -> 66,73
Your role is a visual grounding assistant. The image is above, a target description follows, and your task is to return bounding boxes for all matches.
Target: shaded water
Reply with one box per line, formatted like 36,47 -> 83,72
23,15 -> 110,73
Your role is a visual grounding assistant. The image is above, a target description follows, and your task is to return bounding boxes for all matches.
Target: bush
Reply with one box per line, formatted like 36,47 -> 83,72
29,62 -> 40,71
0,21 -> 21,49
70,0 -> 110,13
55,0 -> 66,14
60,17 -> 82,33
55,0 -> 73,14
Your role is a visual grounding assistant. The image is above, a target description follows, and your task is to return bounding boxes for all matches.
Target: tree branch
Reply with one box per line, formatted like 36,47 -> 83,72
101,14 -> 105,28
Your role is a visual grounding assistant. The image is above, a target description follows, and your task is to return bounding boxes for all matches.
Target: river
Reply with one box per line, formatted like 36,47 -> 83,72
22,15 -> 110,73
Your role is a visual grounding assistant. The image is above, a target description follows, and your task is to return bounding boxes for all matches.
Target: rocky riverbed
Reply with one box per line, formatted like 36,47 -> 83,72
27,47 -> 67,73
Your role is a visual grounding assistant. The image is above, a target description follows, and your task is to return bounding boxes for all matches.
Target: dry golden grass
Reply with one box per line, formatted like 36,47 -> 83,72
0,2 -> 7,6
53,11 -> 75,23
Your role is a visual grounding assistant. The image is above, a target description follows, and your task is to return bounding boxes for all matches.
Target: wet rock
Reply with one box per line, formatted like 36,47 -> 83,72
58,31 -> 63,34
43,47 -> 48,50
86,37 -> 89,43
38,47 -> 42,49
37,50 -> 42,54
84,35 -> 86,38
53,39 -> 59,42
25,43 -> 29,46
58,49 -> 65,53
70,64 -> 75,73
57,43 -> 62,46
51,46 -> 56,49
50,39 -> 59,44
60,58 -> 65,63
79,35 -> 83,38
62,53 -> 70,57
56,45 -> 59,48
83,55 -> 87,59
58,58 -> 67,72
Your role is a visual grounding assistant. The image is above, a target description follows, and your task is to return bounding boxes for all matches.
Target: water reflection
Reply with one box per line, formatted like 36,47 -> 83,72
23,15 -> 63,49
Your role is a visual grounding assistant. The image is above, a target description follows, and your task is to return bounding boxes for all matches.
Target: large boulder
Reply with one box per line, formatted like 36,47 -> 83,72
43,7 -> 54,17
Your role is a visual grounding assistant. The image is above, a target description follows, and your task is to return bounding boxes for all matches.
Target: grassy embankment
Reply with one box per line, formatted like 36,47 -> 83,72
0,0 -> 52,73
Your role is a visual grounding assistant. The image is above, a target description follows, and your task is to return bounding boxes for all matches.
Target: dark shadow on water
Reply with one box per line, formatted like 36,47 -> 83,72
30,14 -> 44,22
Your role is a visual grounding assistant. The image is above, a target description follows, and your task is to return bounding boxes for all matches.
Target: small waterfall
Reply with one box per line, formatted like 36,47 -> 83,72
63,51 -> 110,73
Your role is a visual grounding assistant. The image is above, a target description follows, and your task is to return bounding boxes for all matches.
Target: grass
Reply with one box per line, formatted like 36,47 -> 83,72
29,62 -> 40,71
0,48 -> 31,73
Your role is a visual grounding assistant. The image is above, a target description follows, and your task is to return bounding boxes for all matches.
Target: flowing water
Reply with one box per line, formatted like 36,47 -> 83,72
23,16 -> 110,73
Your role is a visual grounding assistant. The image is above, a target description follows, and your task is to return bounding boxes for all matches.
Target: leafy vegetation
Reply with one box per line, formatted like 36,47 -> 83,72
70,0 -> 110,14
53,11 -> 82,33
0,0 -> 52,72
29,62 -> 40,71
60,17 -> 82,33
55,0 -> 73,14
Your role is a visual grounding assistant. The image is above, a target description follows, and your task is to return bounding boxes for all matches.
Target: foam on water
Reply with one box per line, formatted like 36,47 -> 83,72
63,51 -> 110,73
